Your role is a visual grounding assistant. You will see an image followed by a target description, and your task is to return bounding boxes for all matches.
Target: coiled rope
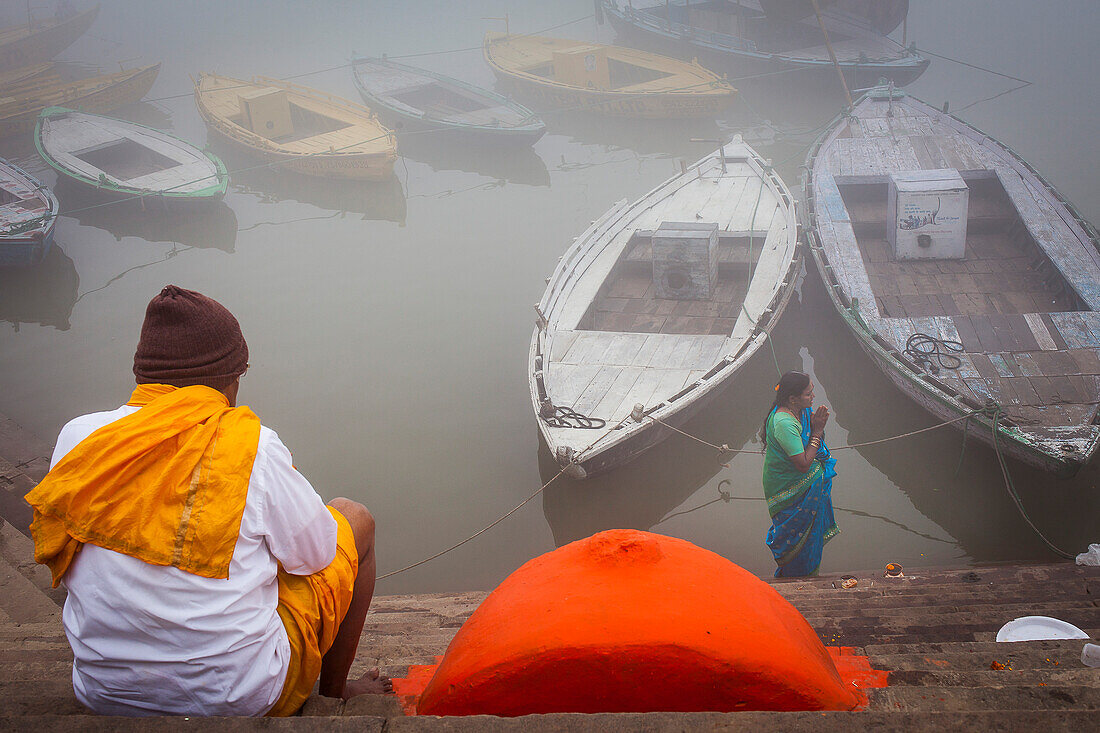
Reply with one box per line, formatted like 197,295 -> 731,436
903,332 -> 963,375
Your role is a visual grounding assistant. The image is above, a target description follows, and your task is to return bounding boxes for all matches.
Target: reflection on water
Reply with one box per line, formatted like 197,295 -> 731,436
396,132 -> 550,188
56,178 -> 239,251
207,140 -> 408,225
0,244 -> 78,331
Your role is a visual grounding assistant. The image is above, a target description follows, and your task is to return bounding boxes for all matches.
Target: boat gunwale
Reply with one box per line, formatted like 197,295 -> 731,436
350,56 -> 546,135
530,142 -> 801,470
194,72 -> 397,160
0,63 -> 160,123
34,106 -> 228,200
483,32 -> 735,99
799,89 -> 1100,474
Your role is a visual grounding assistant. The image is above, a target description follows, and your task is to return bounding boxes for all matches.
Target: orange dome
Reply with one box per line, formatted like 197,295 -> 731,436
417,529 -> 862,715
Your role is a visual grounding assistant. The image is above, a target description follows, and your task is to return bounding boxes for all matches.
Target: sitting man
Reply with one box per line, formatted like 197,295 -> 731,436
26,285 -> 390,716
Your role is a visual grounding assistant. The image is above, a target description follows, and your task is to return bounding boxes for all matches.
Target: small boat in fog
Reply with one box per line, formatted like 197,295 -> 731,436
483,32 -> 736,118
601,0 -> 928,88
351,56 -> 545,146
194,73 -> 397,180
0,157 -> 58,267
803,86 -> 1100,475
531,137 -> 800,478
35,107 -> 228,207
0,5 -> 99,72
0,63 -> 161,139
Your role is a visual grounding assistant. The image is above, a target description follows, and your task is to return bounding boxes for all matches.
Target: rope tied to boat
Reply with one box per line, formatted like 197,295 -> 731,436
904,332 -> 964,374
542,406 -> 606,429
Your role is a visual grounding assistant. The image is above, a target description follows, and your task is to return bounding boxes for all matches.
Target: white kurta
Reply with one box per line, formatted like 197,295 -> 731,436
51,404 -> 338,717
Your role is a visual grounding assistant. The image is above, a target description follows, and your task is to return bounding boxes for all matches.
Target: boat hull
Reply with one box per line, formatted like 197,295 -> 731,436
531,140 -> 801,478
603,3 -> 928,89
802,91 -> 1100,476
194,74 -> 397,181
0,63 -> 160,139
352,58 -> 545,146
0,6 -> 100,72
483,32 -> 736,119
0,158 -> 59,268
35,108 -> 228,209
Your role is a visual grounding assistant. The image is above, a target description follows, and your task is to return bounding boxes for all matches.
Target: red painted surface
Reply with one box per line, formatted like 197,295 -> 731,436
413,530 -> 874,716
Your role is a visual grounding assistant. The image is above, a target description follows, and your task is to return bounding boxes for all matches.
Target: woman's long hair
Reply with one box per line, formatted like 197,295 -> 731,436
760,371 -> 810,445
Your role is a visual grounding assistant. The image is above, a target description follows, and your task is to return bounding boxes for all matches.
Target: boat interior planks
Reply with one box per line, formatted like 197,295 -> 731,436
805,89 -> 1100,474
532,137 -> 799,477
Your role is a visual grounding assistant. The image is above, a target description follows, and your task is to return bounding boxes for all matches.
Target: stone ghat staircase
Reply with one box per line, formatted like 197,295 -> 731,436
1,519 -> 1097,730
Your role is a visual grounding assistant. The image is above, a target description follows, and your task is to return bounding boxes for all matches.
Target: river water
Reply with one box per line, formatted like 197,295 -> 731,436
1,0 -> 1097,593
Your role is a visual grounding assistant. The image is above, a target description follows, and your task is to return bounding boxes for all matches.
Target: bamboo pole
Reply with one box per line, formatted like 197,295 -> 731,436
810,0 -> 853,107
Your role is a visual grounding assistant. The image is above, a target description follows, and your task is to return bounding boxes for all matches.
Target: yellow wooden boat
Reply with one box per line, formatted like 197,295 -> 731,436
0,63 -> 160,139
483,32 -> 735,118
194,73 -> 397,180
0,5 -> 99,72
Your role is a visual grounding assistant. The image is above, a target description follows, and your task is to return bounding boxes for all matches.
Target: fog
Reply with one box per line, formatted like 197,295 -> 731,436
1,0 -> 1097,593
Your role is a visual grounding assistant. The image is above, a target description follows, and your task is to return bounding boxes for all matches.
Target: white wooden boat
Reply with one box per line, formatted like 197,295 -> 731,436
803,87 -> 1100,475
0,157 -> 58,267
195,73 -> 397,180
531,137 -> 800,478
351,56 -> 545,146
35,107 -> 228,207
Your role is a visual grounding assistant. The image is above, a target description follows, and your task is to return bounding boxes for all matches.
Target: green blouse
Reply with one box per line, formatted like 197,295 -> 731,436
762,410 -> 808,501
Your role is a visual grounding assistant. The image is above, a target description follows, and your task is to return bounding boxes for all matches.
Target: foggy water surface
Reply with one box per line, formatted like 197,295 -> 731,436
1,1 -> 1097,593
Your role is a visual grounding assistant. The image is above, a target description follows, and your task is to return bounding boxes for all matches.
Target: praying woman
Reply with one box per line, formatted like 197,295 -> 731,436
760,371 -> 839,577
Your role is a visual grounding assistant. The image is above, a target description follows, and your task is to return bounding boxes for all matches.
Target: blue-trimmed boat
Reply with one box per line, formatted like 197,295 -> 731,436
0,157 -> 58,267
601,0 -> 928,88
351,56 -> 545,146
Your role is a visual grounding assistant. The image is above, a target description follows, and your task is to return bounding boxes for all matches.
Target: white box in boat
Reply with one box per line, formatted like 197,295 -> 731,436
887,169 -> 969,260
652,221 -> 718,300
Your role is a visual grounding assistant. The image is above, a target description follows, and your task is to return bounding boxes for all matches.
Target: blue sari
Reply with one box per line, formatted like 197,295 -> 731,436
763,407 -> 839,578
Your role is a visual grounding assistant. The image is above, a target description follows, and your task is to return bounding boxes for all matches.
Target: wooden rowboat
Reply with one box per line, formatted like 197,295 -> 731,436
531,137 -> 800,478
351,57 -> 545,146
0,157 -> 58,267
194,73 -> 397,180
483,32 -> 736,118
0,5 -> 99,72
0,63 -> 160,139
35,107 -> 228,208
601,1 -> 928,89
803,87 -> 1100,475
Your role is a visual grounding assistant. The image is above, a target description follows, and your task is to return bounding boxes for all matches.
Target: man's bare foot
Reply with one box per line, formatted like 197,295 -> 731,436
342,667 -> 393,699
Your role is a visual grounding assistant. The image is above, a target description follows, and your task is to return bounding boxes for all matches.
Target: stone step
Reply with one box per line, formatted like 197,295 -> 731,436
887,668 -> 1100,687
866,639 -> 1096,657
870,645 -> 1094,672
0,554 -> 61,626
4,710 -> 1099,731
0,515 -> 65,607
0,660 -> 73,682
802,600 -> 1098,621
0,680 -> 85,715
869,684 -> 1100,712
779,588 -> 1095,612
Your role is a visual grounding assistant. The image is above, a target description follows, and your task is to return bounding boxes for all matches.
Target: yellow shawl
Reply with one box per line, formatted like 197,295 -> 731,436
25,384 -> 261,587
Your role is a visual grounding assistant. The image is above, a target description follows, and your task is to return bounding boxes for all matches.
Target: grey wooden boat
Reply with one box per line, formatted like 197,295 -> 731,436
802,87 -> 1100,476
351,56 -> 545,146
531,137 -> 801,478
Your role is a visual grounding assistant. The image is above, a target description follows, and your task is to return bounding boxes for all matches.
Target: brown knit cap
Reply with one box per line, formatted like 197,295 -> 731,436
133,285 -> 248,390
